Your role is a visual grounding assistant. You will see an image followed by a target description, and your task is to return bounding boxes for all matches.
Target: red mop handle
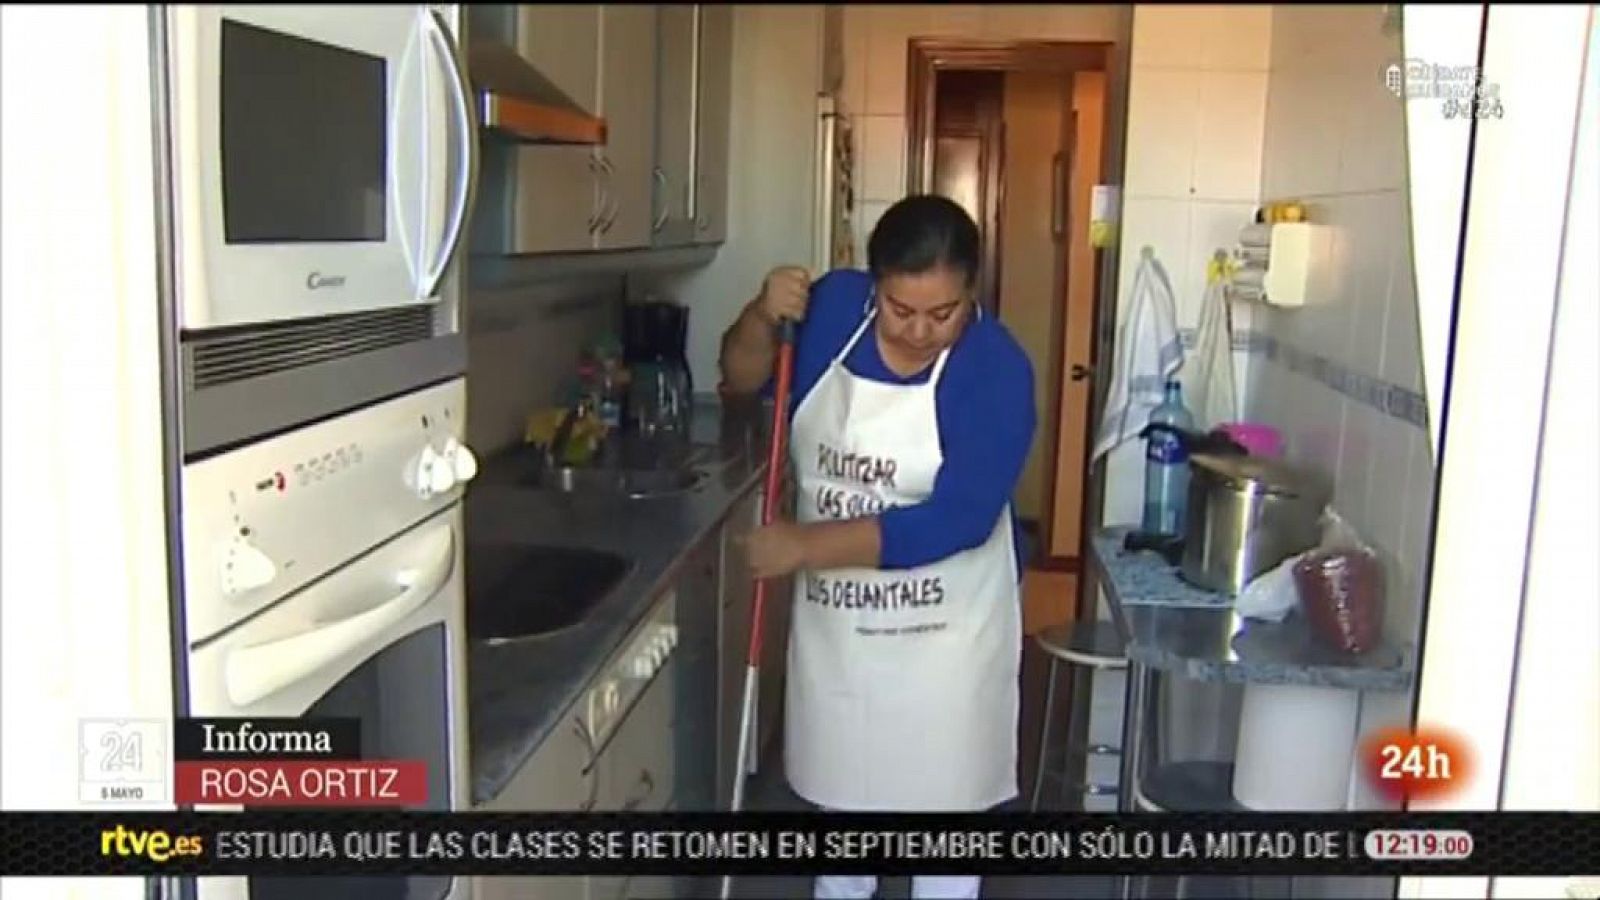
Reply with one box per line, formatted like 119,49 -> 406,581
746,319 -> 796,666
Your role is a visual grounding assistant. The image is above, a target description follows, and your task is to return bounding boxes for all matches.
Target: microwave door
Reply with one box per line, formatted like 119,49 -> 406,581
415,9 -> 476,302
167,7 -> 438,331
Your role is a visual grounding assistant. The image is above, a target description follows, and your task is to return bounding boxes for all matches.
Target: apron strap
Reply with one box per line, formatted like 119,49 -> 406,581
838,302 -> 877,362
926,300 -> 977,385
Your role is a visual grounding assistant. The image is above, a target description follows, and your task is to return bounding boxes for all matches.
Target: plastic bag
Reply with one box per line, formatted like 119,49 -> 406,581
1236,552 -> 1302,622
1293,509 -> 1386,654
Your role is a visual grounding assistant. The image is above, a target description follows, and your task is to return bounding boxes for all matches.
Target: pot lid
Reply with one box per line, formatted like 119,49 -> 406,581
1191,453 -> 1332,500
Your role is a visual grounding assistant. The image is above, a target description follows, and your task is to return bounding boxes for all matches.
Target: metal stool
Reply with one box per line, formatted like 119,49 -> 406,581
1029,619 -> 1128,810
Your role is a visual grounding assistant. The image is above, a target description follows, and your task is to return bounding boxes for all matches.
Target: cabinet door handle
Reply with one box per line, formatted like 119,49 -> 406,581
599,155 -> 620,234
587,155 -> 604,234
575,721 -> 600,811
622,768 -> 656,810
652,167 -> 670,232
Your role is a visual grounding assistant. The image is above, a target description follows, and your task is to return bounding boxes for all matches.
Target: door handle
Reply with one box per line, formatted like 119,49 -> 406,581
587,155 -> 604,234
224,522 -> 455,706
420,9 -> 477,300
1071,364 -> 1093,382
599,155 -> 620,235
652,167 -> 670,232
622,768 -> 656,810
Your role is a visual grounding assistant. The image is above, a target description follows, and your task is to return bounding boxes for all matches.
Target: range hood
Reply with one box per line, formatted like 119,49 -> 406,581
468,40 -> 607,146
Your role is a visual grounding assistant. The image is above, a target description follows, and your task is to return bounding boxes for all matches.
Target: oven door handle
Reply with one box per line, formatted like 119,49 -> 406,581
224,522 -> 456,707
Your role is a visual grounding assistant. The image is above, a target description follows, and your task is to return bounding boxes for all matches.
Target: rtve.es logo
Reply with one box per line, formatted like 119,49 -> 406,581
100,824 -> 205,863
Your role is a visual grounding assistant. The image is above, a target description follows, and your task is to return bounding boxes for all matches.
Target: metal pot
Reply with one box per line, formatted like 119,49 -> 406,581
1180,453 -> 1332,595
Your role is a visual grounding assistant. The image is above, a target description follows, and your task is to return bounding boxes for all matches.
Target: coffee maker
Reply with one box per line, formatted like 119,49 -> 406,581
622,299 -> 693,438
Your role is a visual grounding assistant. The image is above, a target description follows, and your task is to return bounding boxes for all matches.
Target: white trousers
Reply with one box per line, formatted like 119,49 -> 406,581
814,874 -> 981,900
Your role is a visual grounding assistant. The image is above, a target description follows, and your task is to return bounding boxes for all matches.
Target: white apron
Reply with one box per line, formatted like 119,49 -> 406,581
783,306 -> 1022,811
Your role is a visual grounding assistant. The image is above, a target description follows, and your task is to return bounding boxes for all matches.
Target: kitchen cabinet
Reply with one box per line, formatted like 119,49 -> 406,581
470,4 -> 602,256
591,656 -> 676,900
692,4 -> 733,245
470,3 -> 730,257
475,713 -> 594,900
593,5 -> 658,252
672,538 -> 721,811
652,6 -> 698,247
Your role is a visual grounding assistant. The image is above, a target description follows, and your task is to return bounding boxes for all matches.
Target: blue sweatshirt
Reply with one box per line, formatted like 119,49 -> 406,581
768,269 -> 1037,573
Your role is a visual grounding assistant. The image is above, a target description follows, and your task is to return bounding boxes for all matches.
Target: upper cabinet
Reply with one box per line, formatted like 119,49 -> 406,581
593,5 -> 658,251
469,4 -> 732,258
692,5 -> 732,245
470,5 -> 601,256
653,6 -> 698,247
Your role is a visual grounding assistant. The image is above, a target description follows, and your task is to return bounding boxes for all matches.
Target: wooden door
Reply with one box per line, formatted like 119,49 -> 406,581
930,71 -> 1004,314
1030,70 -> 1107,629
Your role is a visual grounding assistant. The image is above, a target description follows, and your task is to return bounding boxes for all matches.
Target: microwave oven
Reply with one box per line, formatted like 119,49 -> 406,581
165,5 -> 476,331
160,6 -> 478,458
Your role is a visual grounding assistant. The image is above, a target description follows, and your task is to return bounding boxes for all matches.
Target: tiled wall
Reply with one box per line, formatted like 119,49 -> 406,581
464,275 -> 624,457
1246,5 -> 1435,652
839,4 -> 1125,261
1238,7 -> 1434,828
1099,5 -> 1273,527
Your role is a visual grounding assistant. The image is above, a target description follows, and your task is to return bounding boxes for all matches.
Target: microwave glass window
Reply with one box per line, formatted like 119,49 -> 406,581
221,20 -> 387,244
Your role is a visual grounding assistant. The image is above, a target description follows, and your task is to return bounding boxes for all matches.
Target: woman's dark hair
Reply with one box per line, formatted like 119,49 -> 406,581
866,194 -> 981,288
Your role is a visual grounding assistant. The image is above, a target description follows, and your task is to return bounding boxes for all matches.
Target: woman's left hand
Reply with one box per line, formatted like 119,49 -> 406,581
744,519 -> 808,579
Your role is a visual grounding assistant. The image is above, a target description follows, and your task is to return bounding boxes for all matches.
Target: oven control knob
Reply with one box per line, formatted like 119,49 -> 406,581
631,654 -> 656,680
409,446 -> 442,499
223,536 -> 278,595
442,437 -> 479,483
601,681 -> 621,715
660,624 -> 679,649
428,455 -> 457,495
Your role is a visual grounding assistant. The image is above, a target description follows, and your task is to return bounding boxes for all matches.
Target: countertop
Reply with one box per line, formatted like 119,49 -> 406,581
464,396 -> 772,805
1091,528 -> 1415,692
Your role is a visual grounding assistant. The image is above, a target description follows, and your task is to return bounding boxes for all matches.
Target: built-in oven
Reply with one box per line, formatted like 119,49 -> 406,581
178,378 -> 477,900
157,5 -> 479,456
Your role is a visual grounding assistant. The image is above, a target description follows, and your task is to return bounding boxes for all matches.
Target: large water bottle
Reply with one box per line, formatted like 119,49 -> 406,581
1142,380 -> 1195,536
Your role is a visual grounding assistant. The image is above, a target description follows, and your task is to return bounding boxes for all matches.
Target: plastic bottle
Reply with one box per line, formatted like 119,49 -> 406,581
597,361 -> 623,430
1142,380 -> 1196,537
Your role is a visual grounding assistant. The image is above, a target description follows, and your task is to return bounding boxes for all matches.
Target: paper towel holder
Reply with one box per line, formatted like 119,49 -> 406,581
1231,222 -> 1312,308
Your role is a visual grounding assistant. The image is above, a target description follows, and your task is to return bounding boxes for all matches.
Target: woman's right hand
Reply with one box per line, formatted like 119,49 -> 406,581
757,266 -> 811,326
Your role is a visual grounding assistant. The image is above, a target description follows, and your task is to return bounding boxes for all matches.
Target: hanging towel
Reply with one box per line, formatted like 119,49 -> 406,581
1184,252 -> 1239,428
1092,247 -> 1183,462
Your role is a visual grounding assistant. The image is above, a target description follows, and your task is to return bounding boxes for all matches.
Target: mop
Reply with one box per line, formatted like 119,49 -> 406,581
720,319 -> 797,900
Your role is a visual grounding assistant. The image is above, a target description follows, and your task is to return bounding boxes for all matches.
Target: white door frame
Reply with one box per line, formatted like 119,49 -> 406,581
1401,6 -> 1598,900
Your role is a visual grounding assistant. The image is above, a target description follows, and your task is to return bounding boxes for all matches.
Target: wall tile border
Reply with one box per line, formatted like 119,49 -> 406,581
1176,328 -> 1429,432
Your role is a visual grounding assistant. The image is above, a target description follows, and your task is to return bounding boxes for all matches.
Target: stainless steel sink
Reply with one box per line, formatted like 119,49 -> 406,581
525,465 -> 705,498
466,544 -> 632,643
519,439 -> 735,499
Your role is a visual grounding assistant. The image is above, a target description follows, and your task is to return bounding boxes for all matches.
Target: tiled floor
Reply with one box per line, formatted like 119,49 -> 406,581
715,738 -> 1121,900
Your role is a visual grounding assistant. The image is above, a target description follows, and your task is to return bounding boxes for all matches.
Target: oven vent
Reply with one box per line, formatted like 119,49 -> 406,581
185,306 -> 436,389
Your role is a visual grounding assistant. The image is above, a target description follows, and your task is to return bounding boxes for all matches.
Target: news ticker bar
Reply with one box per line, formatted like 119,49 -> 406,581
2,812 -> 1594,877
